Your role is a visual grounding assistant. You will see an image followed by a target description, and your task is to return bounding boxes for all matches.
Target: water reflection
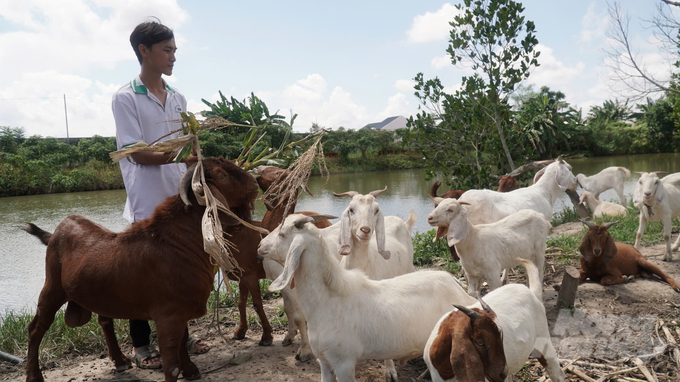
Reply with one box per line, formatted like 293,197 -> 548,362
3,153 -> 679,313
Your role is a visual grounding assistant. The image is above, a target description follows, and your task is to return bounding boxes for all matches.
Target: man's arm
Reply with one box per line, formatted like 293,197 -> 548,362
130,151 -> 198,166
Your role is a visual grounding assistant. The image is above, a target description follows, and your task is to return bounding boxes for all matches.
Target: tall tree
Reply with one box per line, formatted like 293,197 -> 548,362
605,1 -> 680,100
447,0 -> 540,170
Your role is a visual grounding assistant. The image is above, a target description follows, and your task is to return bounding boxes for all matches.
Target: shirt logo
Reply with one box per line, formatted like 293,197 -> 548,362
175,105 -> 183,114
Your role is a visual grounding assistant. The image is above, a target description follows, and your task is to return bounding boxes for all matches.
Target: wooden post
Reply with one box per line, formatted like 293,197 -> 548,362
557,266 -> 580,308
565,189 -> 590,219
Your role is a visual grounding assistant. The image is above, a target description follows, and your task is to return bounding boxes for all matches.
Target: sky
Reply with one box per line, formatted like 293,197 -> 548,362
0,0 -> 675,138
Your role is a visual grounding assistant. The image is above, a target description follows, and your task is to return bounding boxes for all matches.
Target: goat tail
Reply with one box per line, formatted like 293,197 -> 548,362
515,258 -> 542,300
23,223 -> 52,246
405,210 -> 417,233
637,257 -> 680,292
619,167 -> 631,179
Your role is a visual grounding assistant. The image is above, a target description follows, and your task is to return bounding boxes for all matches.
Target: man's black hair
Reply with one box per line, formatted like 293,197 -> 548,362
129,18 -> 174,65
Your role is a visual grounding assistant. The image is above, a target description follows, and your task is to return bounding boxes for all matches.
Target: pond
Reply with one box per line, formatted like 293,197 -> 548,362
2,153 -> 679,313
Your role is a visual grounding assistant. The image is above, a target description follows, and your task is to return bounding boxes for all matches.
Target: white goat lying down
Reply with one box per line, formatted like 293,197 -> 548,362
633,171 -> 680,261
459,158 -> 578,225
424,259 -> 565,382
579,191 -> 627,218
259,214 -> 477,382
427,198 -> 551,299
576,166 -> 630,205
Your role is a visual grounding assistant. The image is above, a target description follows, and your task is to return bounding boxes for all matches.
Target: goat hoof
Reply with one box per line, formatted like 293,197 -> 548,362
115,363 -> 132,372
258,338 -> 273,346
232,333 -> 247,341
183,371 -> 201,381
296,351 -> 314,362
282,337 -> 294,346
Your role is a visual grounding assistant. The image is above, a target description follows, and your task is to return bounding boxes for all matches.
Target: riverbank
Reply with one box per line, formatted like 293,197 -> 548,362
3,208 -> 680,381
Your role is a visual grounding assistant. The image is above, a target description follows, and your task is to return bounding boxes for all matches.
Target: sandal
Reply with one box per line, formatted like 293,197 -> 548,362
131,344 -> 162,369
187,335 -> 210,355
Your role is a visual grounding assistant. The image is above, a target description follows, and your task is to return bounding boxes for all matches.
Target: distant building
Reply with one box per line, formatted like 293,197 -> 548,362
360,116 -> 408,131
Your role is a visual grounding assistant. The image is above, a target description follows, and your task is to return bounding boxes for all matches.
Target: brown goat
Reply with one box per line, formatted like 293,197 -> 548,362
497,175 -> 520,192
226,166 -> 330,346
579,221 -> 680,292
23,158 -> 259,382
429,180 -> 464,262
426,300 -> 507,382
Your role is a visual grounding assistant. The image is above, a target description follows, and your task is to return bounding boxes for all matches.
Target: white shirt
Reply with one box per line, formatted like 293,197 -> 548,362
113,75 -> 188,223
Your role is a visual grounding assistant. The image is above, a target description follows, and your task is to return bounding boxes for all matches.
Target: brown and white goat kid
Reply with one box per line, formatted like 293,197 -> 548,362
424,259 -> 565,382
23,158 -> 259,382
579,221 -> 680,292
497,175 -> 520,192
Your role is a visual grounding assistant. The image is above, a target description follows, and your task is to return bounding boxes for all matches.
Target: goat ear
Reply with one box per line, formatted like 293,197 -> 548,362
579,231 -> 594,263
270,235 -> 305,291
656,180 -> 665,205
553,165 -> 571,191
446,207 -> 468,247
339,208 -> 352,256
450,332 -> 486,382
375,209 -> 391,260
603,232 -> 618,264
633,177 -> 644,206
207,184 -> 239,226
533,166 -> 547,184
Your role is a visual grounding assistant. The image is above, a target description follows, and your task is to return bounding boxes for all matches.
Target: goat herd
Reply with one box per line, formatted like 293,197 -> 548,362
20,158 -> 680,382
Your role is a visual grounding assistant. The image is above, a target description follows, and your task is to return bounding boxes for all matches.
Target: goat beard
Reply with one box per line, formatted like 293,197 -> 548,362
435,226 -> 448,241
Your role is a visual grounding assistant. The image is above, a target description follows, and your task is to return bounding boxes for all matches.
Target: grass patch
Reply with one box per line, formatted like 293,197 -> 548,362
0,309 -> 131,363
412,229 -> 463,276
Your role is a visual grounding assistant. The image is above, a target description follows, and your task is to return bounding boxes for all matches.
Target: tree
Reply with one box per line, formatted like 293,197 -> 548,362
447,0 -> 540,170
605,1 -> 680,100
0,126 -> 25,154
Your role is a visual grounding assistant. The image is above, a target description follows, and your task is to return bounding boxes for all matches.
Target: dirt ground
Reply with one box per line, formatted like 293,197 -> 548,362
3,222 -> 680,382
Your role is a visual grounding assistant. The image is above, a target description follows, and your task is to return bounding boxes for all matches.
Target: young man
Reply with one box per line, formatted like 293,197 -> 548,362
112,19 -> 207,369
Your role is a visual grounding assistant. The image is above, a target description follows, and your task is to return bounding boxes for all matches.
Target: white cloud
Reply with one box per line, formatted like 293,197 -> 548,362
0,0 -> 188,137
528,44 -> 586,89
394,79 -> 416,92
406,3 -> 460,43
577,4 -> 609,45
376,93 -> 411,121
256,74 -> 370,131
431,55 -> 450,70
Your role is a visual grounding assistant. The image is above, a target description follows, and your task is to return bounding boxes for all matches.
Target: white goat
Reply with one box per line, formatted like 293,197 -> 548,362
633,172 -> 680,261
576,166 -> 630,205
330,188 -> 417,380
424,259 -> 565,382
579,191 -> 627,219
458,158 -> 578,225
259,214 -> 477,382
427,198 -> 550,300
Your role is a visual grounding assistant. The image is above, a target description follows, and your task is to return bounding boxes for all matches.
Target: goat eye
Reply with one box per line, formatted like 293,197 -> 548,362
221,173 -> 228,180
475,340 -> 485,347
278,232 -> 285,238
349,208 -> 354,214
374,208 -> 379,214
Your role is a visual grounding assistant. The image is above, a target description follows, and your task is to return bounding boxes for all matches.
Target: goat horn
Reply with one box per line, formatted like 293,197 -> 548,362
369,186 -> 388,197
294,216 -> 315,229
603,221 -> 619,229
453,304 -> 479,322
634,171 -> 646,175
459,201 -> 471,206
301,183 -> 314,197
476,293 -> 494,315
653,171 -> 668,175
310,214 -> 337,222
334,191 -> 359,198
179,163 -> 198,206
580,220 -> 596,228
252,165 -> 270,175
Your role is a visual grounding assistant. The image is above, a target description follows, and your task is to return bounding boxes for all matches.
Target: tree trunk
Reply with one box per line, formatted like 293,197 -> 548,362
494,107 -> 515,171
565,189 -> 590,219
